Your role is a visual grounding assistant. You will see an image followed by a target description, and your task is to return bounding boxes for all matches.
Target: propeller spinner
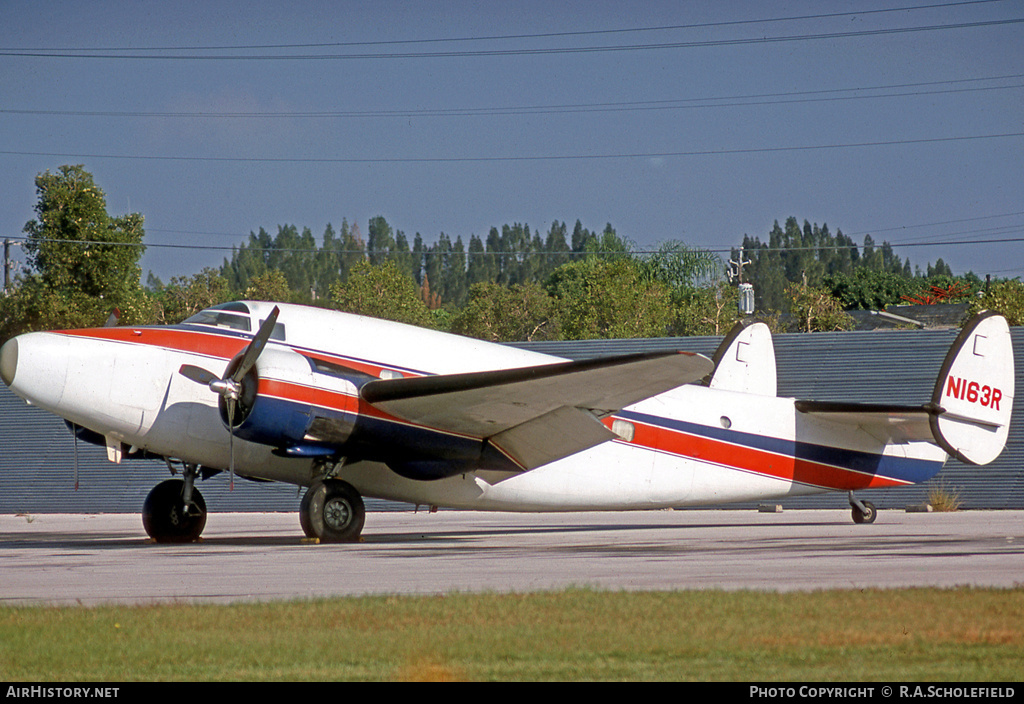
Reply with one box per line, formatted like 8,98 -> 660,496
178,306 -> 280,489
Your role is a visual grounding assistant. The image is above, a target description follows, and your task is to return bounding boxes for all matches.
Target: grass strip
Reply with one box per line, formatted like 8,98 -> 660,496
2,587 -> 1022,681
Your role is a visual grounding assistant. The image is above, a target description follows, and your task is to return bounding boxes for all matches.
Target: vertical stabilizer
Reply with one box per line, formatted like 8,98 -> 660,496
930,311 -> 1014,465
706,320 -> 777,396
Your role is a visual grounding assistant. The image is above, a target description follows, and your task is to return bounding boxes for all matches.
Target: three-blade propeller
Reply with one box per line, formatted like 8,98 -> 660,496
178,306 -> 280,489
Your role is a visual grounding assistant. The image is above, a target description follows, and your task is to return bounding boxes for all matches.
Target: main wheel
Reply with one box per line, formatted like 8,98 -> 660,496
142,479 -> 207,542
851,500 -> 877,524
303,480 -> 365,543
299,486 -> 315,538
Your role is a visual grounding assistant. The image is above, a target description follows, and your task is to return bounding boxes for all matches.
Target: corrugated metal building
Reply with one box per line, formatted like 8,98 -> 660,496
1,326 -> 1021,513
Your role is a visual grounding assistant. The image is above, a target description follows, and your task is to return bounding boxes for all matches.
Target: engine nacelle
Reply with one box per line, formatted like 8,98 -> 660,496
226,347 -> 360,455
220,347 -> 493,476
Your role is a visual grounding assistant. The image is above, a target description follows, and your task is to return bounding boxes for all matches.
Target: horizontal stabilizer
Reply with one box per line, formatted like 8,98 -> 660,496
795,400 -> 939,444
796,312 -> 1014,466
362,350 -> 713,470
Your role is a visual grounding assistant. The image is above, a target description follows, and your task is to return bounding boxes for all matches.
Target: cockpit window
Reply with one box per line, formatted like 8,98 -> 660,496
182,307 -> 252,332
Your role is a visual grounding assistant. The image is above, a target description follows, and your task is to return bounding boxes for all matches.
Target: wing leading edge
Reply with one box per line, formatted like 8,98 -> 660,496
361,351 -> 714,470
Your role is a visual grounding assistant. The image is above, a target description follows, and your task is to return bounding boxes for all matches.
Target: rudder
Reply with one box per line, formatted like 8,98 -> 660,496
705,320 -> 777,396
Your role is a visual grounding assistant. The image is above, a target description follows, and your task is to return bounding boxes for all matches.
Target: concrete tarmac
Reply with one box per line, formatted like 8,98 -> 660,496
1,509 -> 1022,605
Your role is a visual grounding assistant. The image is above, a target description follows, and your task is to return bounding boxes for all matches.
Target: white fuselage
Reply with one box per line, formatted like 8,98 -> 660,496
2,302 -> 947,511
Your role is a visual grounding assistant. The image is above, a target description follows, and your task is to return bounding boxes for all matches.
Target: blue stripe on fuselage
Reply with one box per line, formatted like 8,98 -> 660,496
619,409 -> 943,486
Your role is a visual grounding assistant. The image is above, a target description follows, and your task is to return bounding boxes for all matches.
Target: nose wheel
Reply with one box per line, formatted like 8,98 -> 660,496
143,479 -> 207,542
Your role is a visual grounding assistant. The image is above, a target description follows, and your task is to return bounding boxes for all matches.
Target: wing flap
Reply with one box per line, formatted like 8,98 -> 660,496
488,406 -> 618,470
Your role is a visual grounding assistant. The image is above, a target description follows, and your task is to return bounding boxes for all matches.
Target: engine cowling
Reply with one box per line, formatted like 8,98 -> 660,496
224,347 -> 360,455
219,347 -> 494,477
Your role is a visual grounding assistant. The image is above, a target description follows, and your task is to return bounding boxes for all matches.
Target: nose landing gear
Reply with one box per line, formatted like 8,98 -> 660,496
142,472 -> 207,543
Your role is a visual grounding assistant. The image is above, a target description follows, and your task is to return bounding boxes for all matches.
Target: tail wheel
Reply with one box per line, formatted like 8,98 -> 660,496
143,479 -> 207,543
852,500 -> 877,524
303,480 -> 365,543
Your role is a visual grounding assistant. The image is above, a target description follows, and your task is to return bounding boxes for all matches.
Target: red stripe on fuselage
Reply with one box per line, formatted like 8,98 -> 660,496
60,326 -> 248,361
606,416 -> 908,491
257,378 -> 360,416
58,326 -> 425,380
257,377 -> 481,441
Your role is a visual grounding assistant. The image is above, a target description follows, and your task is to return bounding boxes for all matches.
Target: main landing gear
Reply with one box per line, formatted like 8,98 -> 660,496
300,479 -> 366,543
141,460 -> 367,544
848,491 -> 877,525
142,464 -> 207,543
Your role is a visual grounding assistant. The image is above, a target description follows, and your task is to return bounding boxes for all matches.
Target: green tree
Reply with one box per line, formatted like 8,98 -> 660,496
159,268 -> 233,324
786,282 -> 854,333
643,241 -> 722,290
2,165 -> 148,339
267,225 -> 317,301
22,165 -> 145,303
546,258 -> 673,339
244,269 -> 292,302
330,260 -> 434,328
969,280 -> 1024,326
466,233 -> 495,285
542,221 -> 571,276
221,228 -> 271,294
451,281 -> 560,342
672,282 -> 741,336
824,269 -> 918,310
367,216 -> 395,266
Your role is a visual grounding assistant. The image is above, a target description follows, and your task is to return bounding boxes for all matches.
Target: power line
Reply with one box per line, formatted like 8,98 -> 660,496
8,229 -> 1024,257
140,211 -> 1024,243
0,1 -> 1005,52
4,75 -> 1021,120
3,132 -> 1021,165
2,18 -> 1022,60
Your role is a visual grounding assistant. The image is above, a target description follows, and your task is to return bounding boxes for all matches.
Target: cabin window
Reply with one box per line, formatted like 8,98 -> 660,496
720,416 -> 732,429
611,419 -> 635,442
306,356 -> 374,384
309,357 -> 349,377
379,369 -> 404,380
260,319 -> 287,341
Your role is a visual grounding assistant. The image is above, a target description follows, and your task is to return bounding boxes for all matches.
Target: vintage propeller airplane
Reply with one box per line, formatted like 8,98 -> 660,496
0,301 -> 1014,543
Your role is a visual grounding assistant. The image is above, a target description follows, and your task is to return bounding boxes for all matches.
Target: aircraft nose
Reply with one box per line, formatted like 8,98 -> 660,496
1,332 -> 69,410
0,337 -> 16,387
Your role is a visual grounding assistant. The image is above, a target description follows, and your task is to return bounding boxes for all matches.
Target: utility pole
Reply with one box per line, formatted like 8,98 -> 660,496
728,246 -> 751,284
729,247 -> 755,315
3,238 -> 10,294
4,238 -> 20,295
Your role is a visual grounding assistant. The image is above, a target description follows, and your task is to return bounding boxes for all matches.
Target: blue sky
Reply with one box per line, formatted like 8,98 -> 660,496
1,0 -> 1022,285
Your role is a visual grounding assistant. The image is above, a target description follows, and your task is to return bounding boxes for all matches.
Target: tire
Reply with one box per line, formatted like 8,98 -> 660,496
852,500 -> 877,525
304,479 -> 365,543
299,486 -> 315,538
142,479 -> 207,543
